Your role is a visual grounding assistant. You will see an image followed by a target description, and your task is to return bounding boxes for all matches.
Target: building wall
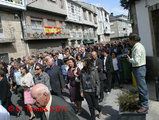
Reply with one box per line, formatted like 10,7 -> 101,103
25,10 -> 66,27
135,0 -> 155,56
66,1 -> 83,23
134,0 -> 159,78
27,0 -> 67,16
0,11 -> 26,60
110,20 -> 132,38
28,39 -> 67,53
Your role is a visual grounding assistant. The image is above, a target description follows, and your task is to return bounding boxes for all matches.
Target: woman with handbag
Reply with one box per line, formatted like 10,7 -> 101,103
80,58 -> 102,120
20,65 -> 35,120
66,58 -> 83,114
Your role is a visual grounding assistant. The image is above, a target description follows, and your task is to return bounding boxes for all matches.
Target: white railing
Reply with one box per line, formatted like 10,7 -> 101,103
23,25 -> 69,40
0,0 -> 26,10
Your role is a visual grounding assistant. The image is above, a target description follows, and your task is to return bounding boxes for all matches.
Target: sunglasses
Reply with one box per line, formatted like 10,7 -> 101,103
35,68 -> 40,70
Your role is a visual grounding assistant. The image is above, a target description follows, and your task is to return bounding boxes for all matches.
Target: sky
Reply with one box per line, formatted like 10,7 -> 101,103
76,0 -> 128,16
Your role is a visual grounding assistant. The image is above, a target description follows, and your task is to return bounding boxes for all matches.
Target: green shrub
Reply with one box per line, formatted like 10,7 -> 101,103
118,90 -> 140,112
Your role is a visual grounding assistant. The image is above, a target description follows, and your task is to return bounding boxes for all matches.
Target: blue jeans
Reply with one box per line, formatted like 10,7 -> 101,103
132,66 -> 149,108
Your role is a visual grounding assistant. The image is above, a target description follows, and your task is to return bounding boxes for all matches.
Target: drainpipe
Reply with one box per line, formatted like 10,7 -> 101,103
19,11 -> 30,57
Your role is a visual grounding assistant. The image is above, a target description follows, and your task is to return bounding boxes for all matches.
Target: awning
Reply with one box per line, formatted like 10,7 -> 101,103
83,40 -> 95,44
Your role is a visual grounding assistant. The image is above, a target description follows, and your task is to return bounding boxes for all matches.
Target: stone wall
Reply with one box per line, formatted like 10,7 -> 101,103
0,11 -> 26,61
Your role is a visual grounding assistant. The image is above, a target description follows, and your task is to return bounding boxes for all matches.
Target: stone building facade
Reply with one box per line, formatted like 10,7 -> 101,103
110,14 -> 132,40
0,0 -> 26,62
65,0 -> 98,47
23,0 -> 68,55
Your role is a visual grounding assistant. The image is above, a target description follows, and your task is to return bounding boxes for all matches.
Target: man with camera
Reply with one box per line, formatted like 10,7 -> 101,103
127,33 -> 149,113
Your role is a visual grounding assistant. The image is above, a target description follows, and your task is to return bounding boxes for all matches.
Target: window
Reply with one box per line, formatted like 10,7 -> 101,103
83,9 -> 87,20
0,16 -> 3,33
31,19 -> 43,29
5,0 -> 23,5
76,26 -> 78,31
89,12 -> 92,22
94,15 -> 97,24
71,4 -> 74,13
59,0 -> 63,8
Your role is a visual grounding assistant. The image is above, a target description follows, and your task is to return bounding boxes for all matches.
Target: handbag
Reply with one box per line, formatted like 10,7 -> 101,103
75,77 -> 80,82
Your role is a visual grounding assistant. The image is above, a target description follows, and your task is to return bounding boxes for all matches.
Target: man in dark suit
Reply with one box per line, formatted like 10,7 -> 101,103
92,51 -> 105,102
31,84 -> 79,120
54,53 -> 64,68
47,58 -> 65,97
103,50 -> 113,94
81,47 -> 88,59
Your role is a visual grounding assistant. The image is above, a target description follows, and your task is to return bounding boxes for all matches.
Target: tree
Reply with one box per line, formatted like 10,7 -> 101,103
120,0 -> 129,9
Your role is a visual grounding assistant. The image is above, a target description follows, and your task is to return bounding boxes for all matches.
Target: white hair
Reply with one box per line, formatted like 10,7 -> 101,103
37,85 -> 50,95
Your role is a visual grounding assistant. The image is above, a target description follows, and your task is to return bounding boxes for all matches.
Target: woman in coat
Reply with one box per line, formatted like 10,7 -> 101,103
66,58 -> 83,114
33,63 -> 51,90
20,65 -> 35,120
80,58 -> 102,120
0,70 -> 11,109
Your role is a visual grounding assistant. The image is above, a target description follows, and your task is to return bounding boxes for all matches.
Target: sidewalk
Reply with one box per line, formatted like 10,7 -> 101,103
10,82 -> 159,120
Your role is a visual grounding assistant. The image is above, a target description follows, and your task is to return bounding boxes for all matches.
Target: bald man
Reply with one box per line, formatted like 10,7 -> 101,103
92,51 -> 105,102
31,84 -> 79,120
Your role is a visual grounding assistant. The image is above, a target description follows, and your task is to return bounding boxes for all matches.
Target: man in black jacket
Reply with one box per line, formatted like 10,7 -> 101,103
103,50 -> 113,94
31,84 -> 79,120
47,58 -> 65,97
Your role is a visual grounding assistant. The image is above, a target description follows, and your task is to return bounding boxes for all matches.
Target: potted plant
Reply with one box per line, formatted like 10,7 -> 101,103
118,89 -> 147,120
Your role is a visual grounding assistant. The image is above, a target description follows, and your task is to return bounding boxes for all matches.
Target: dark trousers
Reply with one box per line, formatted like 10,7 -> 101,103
112,70 -> 120,88
100,80 -> 104,99
84,92 -> 101,120
105,72 -> 112,92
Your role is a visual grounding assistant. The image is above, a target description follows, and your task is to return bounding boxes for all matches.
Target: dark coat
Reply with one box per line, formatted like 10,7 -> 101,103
81,52 -> 89,59
47,65 -> 65,95
80,67 -> 100,96
0,77 -> 12,109
103,55 -> 113,73
55,59 -> 64,68
94,58 -> 105,81
41,95 -> 79,120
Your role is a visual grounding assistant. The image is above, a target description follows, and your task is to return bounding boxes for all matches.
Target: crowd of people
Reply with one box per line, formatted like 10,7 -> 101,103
0,34 -> 148,120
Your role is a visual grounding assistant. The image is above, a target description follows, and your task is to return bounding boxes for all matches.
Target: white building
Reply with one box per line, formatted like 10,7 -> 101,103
65,0 -> 98,47
129,0 -> 159,78
110,14 -> 132,40
96,7 -> 111,43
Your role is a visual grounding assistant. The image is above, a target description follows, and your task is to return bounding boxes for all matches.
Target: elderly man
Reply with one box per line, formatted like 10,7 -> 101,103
47,58 -> 65,97
31,84 -> 79,120
127,33 -> 149,113
92,51 -> 105,102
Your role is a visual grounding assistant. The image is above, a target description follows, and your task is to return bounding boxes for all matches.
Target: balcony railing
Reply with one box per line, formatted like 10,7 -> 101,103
24,25 -> 70,40
83,33 -> 96,40
0,0 -> 26,10
0,28 -> 16,43
70,32 -> 83,40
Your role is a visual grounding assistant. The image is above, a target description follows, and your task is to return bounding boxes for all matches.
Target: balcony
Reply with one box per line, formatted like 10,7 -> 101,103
24,25 -> 70,40
0,28 -> 16,43
0,0 -> 26,10
83,33 -> 96,40
69,32 -> 83,40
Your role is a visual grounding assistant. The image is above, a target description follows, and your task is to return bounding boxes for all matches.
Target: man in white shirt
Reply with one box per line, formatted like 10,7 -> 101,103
127,33 -> 149,113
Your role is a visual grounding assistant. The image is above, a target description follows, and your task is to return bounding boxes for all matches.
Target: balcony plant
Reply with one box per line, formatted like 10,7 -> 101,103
118,89 -> 147,120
